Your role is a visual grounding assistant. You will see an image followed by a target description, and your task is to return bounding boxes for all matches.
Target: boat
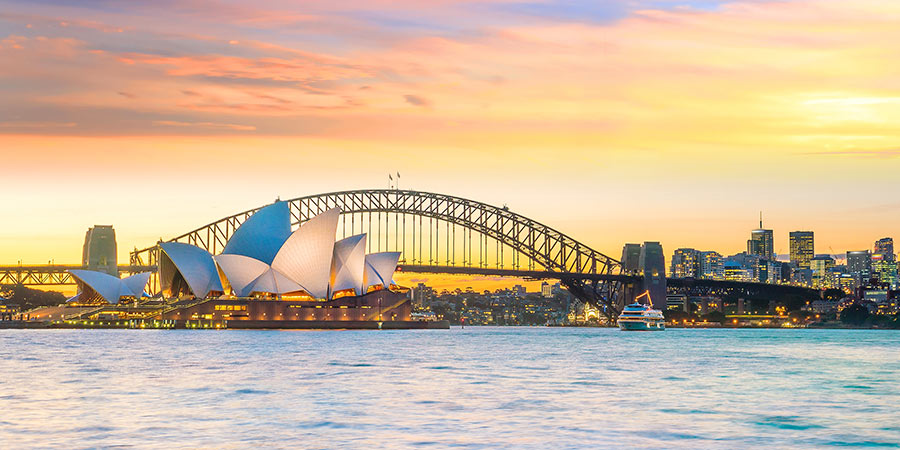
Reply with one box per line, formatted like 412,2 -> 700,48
617,291 -> 665,331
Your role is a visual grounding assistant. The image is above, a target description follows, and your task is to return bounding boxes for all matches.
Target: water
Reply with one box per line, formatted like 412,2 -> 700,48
1,328 -> 898,449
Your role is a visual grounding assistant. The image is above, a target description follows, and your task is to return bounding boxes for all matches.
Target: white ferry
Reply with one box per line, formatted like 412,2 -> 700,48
617,292 -> 665,331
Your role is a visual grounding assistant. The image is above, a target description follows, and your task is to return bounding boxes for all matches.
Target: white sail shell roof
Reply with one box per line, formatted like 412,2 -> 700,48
160,242 -> 223,298
363,252 -> 401,290
221,201 -> 291,265
122,272 -> 152,297
69,269 -> 151,303
330,234 -> 367,296
215,254 -> 270,297
247,267 -> 303,295
271,208 -> 340,299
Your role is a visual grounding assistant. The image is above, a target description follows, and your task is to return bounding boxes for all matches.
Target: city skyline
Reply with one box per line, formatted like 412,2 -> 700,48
2,0 -> 900,266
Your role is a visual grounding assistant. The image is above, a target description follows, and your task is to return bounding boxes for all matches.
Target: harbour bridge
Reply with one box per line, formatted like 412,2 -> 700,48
128,189 -> 640,319
1,189 -> 819,318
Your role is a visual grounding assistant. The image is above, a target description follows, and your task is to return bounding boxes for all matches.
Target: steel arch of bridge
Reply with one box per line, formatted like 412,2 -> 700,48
130,189 -> 630,316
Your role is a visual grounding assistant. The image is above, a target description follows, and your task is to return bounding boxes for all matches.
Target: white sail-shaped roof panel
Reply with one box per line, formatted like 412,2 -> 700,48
159,242 -> 223,299
363,252 -> 401,290
221,201 -> 291,265
121,272 -> 152,297
272,208 -> 340,299
69,269 -> 127,304
215,254 -> 270,297
330,234 -> 367,296
247,267 -> 304,295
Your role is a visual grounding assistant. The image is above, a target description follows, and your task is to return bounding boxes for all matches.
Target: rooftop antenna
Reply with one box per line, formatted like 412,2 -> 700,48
759,211 -> 763,229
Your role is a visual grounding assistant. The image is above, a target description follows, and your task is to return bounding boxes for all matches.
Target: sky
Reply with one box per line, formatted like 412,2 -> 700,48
2,0 -> 899,279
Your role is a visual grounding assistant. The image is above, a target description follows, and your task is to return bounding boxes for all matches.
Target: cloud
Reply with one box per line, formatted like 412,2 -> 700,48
0,121 -> 76,129
805,148 -> 900,158
403,94 -> 431,107
152,120 -> 256,131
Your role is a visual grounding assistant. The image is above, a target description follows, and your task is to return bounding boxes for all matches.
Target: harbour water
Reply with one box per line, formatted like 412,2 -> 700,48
1,327 -> 898,449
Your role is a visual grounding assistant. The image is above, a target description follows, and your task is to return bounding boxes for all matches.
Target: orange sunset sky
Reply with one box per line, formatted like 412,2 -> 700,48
2,0 -> 899,291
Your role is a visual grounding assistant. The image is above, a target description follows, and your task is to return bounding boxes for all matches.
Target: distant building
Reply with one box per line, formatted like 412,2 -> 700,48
670,248 -> 700,279
810,256 -> 835,289
82,225 -> 117,276
541,282 -> 552,298
789,231 -> 814,270
725,252 -> 759,281
747,215 -> 775,261
699,251 -> 723,280
870,254 -> 898,289
791,268 -> 813,287
846,250 -> 872,286
514,285 -> 526,297
413,282 -> 434,306
620,243 -> 642,275
834,271 -> 856,292
723,261 -> 751,282
874,237 -> 895,262
757,259 -> 779,284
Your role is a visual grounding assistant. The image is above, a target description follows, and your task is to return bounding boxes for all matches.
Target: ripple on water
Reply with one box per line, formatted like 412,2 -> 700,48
755,415 -> 825,431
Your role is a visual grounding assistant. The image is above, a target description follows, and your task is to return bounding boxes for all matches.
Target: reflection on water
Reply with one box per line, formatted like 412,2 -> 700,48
1,328 -> 899,449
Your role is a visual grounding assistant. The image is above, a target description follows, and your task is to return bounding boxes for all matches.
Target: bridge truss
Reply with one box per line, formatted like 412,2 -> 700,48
0,265 -> 155,286
131,189 -> 636,318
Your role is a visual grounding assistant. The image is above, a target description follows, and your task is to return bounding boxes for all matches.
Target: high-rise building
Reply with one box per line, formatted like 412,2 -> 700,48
810,255 -> 835,289
413,282 -> 434,306
874,237 -> 895,262
757,259 -> 779,284
723,261 -> 751,282
670,248 -> 700,279
82,225 -> 117,276
620,243 -> 642,274
871,254 -> 898,289
638,241 -> 667,310
541,282 -> 552,298
789,231 -> 814,270
846,250 -> 872,285
725,252 -> 760,281
699,251 -> 723,280
748,215 -> 775,261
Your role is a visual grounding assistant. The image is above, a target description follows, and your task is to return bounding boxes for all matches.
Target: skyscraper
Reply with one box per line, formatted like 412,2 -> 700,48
846,250 -> 872,285
82,225 -> 117,276
871,254 -> 898,289
789,231 -> 814,269
874,237 -> 895,262
670,248 -> 700,279
699,251 -> 723,280
747,214 -> 775,261
809,255 -> 835,289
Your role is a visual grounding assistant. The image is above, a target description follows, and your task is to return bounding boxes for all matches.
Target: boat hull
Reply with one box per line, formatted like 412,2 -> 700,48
618,320 -> 665,331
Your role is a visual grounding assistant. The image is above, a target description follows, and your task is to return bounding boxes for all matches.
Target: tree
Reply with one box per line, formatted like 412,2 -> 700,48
840,303 -> 870,326
0,284 -> 68,310
664,309 -> 696,323
701,310 -> 726,324
823,289 -> 845,302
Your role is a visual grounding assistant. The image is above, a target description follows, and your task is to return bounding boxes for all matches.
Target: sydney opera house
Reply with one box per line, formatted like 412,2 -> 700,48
61,202 -> 440,329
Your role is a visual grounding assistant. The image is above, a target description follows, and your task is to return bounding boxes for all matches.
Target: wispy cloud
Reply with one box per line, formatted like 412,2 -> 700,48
403,94 -> 431,107
0,121 -> 76,128
152,120 -> 256,131
805,148 -> 900,158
